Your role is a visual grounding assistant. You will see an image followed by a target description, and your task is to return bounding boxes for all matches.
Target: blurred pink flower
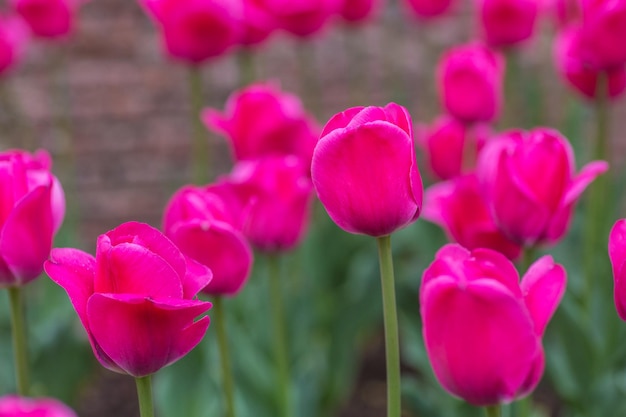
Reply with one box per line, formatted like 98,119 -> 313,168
44,222 -> 212,377
421,244 -> 566,405
240,0 -> 278,46
576,0 -> 626,70
477,128 -> 608,246
339,0 -> 381,22
0,149 -> 65,287
610,219 -> 626,320
141,0 -> 242,64
0,16 -> 28,76
163,185 -> 253,296
437,43 -> 504,123
12,0 -> 83,38
202,82 -> 319,166
312,104 -> 422,237
423,175 -> 522,259
402,0 -> 455,19
477,0 -> 539,47
0,395 -> 77,417
265,0 -> 340,37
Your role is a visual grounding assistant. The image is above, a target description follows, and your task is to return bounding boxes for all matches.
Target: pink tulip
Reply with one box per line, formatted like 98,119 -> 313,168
141,0 -> 242,64
0,395 -> 77,417
402,0 -> 455,19
477,0 -> 539,47
202,82 -> 319,166
12,0 -> 82,38
417,116 -> 490,180
44,222 -> 212,377
0,150 -> 65,287
576,0 -> 626,70
339,0 -> 381,22
311,104 -> 422,237
423,175 -> 522,259
222,156 -> 314,252
265,0 -> 340,37
0,16 -> 28,76
437,43 -> 504,123
555,28 -> 626,100
163,185 -> 253,296
421,244 -> 566,405
477,128 -> 608,246
609,219 -> 626,320
240,0 -> 278,46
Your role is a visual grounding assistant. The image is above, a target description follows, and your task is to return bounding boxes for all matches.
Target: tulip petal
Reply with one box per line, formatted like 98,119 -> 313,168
610,220 -> 626,320
422,181 -> 455,226
421,244 -> 470,291
466,248 -> 522,297
520,255 -> 567,335
87,293 -> 211,377
182,254 -> 213,298
320,106 -> 364,137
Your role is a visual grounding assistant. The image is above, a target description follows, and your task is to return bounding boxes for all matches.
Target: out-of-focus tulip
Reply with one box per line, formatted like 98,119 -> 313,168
423,175 -> 522,259
550,0 -> 582,28
141,0 -> 242,64
402,0 -> 455,19
421,244 -> 566,405
44,222 -> 212,377
311,104 -> 422,237
163,185 -> 253,296
555,28 -> 626,100
0,16 -> 28,76
240,0 -> 278,46
266,0 -> 340,37
576,0 -> 626,70
339,0 -> 380,22
202,82 -> 319,166
477,0 -> 539,47
417,116 -> 490,180
0,150 -> 65,287
12,0 -> 82,38
0,395 -> 77,417
477,128 -> 608,246
437,43 -> 504,123
609,219 -> 626,320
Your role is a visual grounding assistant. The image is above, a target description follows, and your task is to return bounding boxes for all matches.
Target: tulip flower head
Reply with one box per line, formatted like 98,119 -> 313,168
609,219 -> 626,320
437,43 -> 505,123
477,128 -> 608,246
265,0 -> 340,37
0,395 -> 77,417
12,0 -> 83,39
576,0 -> 626,70
421,244 -> 566,405
0,150 -> 65,287
402,0 -> 455,19
240,0 -> 278,46
339,0 -> 381,23
477,0 -> 539,47
0,16 -> 29,76
312,103 -> 423,237
44,222 -> 213,377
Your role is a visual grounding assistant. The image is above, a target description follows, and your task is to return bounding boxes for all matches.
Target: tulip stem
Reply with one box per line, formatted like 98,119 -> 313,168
214,296 -> 236,417
485,405 -> 502,417
8,286 -> 29,396
268,255 -> 291,417
376,235 -> 401,417
188,66 -> 209,184
237,49 -> 256,86
522,246 -> 536,274
135,375 -> 154,417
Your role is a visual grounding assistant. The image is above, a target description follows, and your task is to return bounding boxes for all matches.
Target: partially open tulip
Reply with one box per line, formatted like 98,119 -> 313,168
12,0 -> 82,38
266,0 -> 340,37
203,82 -> 319,166
44,222 -> 212,377
0,149 -> 65,287
423,175 -> 522,259
609,219 -> 626,320
141,0 -> 242,64
240,0 -> 278,46
477,0 -> 539,47
339,0 -> 380,22
576,0 -> 626,70
417,116 -> 490,180
163,185 -> 253,296
437,43 -> 504,123
477,128 -> 608,246
312,104 -> 422,237
0,16 -> 28,76
421,244 -> 566,405
402,0 -> 455,18
0,395 -> 77,417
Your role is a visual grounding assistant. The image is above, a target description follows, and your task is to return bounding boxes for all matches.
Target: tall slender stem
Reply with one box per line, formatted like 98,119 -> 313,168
376,235 -> 401,417
188,67 -> 209,184
485,405 -> 502,417
8,286 -> 29,396
135,375 -> 155,417
214,296 -> 236,417
521,246 -> 536,274
268,255 -> 290,417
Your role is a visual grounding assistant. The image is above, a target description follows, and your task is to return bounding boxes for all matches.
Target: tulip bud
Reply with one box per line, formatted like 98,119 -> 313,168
0,16 -> 28,76
12,0 -> 81,38
0,395 -> 77,417
477,0 -> 539,47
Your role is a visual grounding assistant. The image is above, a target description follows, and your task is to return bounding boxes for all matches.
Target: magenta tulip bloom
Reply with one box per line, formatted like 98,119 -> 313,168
0,395 -> 77,417
163,185 -> 253,296
203,82 -> 319,166
402,0 -> 455,18
417,116 -> 490,180
141,0 -> 242,64
421,244 -> 566,406
339,0 -> 380,22
240,0 -> 277,46
423,175 -> 522,259
266,0 -> 339,37
477,0 -> 539,47
12,0 -> 81,38
609,219 -> 626,320
477,128 -> 608,246
0,150 -> 65,287
555,28 -> 626,100
0,16 -> 28,76
312,104 -> 422,237
576,0 -> 626,70
44,222 -> 212,377
437,43 -> 504,123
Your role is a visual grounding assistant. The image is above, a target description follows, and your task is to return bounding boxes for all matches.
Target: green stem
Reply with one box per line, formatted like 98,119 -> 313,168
521,246 -> 536,274
502,48 -> 518,129
8,286 -> 29,396
188,67 -> 209,184
237,49 -> 256,87
268,256 -> 290,417
135,375 -> 155,417
214,296 -> 236,417
485,405 -> 502,417
376,235 -> 401,417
